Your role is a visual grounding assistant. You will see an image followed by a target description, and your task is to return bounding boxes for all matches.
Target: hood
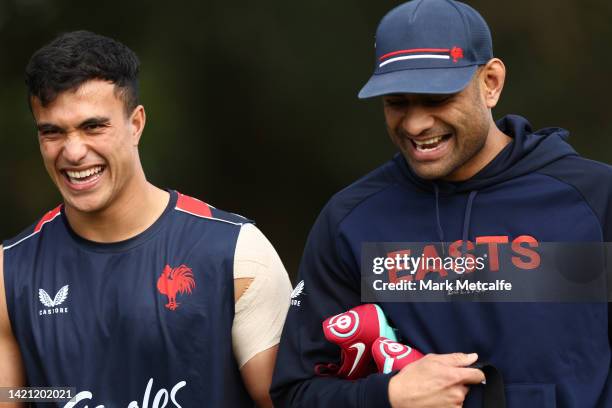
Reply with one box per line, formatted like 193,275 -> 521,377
392,114 -> 578,248
394,114 -> 578,194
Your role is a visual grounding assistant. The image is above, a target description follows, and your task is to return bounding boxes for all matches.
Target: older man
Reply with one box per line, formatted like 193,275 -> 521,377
271,1 -> 612,407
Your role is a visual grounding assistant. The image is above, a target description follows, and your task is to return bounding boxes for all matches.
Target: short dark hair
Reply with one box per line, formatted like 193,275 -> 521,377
25,30 -> 140,114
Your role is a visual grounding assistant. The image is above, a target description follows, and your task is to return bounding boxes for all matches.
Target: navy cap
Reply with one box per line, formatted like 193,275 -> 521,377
358,0 -> 493,98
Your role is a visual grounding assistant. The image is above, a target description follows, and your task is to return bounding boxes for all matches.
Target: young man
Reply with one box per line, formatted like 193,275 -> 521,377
0,31 -> 292,407
271,0 -> 611,407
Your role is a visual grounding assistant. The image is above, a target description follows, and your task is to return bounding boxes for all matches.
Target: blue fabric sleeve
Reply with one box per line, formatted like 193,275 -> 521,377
537,157 -> 612,406
270,203 -> 393,408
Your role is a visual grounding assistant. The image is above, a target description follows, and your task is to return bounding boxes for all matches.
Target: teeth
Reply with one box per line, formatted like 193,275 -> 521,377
66,166 -> 103,180
413,136 -> 443,146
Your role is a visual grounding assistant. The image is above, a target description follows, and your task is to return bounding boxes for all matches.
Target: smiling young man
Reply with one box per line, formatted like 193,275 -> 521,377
0,31 -> 292,407
271,0 -> 611,407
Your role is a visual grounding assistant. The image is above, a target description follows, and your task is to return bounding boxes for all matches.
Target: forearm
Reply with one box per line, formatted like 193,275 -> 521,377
272,371 -> 392,408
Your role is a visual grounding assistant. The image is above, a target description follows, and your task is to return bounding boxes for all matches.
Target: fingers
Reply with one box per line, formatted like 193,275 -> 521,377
432,352 -> 479,367
388,353 -> 485,408
459,367 -> 486,385
425,352 -> 486,385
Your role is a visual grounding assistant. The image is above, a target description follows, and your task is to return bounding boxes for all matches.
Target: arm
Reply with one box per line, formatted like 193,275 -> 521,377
270,204 -> 485,408
0,246 -> 27,407
232,225 -> 292,407
239,345 -> 278,408
270,204 -> 393,408
600,207 -> 612,405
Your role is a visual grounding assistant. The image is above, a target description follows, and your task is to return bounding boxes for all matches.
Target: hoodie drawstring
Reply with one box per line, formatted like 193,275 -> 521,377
433,186 -> 478,254
433,184 -> 445,249
462,191 -> 478,250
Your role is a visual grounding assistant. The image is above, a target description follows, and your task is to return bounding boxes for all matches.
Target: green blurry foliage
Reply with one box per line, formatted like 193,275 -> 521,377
0,0 -> 610,278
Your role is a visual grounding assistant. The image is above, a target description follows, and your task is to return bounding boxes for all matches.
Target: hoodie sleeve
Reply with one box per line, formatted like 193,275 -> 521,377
604,193 -> 612,406
270,202 -> 393,408
603,212 -> 612,405
538,157 -> 612,405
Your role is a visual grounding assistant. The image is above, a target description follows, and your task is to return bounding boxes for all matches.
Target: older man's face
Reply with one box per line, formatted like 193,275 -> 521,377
383,71 -> 493,181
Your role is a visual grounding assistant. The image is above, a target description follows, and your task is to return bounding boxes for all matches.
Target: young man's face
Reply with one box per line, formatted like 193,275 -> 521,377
383,71 -> 492,181
32,79 -> 144,214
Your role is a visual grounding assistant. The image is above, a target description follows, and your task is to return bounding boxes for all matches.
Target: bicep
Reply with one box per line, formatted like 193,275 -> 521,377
0,246 -> 26,399
232,225 -> 292,405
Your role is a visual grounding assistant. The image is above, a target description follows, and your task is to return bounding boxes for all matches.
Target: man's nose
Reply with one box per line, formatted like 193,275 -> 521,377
62,133 -> 88,164
401,105 -> 435,137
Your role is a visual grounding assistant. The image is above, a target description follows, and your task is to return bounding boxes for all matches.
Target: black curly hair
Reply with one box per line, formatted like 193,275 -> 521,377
25,30 -> 140,114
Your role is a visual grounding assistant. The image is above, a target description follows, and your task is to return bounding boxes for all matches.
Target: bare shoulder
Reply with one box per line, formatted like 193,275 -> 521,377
233,223 -> 291,303
234,224 -> 274,267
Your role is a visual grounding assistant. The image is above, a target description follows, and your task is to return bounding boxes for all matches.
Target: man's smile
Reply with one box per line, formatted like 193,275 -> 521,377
404,133 -> 454,162
61,165 -> 106,190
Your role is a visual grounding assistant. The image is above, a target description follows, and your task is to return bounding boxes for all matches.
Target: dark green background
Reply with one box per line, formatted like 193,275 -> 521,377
1,0 -> 610,278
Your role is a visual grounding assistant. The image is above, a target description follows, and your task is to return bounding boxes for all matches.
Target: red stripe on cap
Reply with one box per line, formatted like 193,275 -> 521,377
176,193 -> 212,218
379,48 -> 450,61
34,205 -> 62,233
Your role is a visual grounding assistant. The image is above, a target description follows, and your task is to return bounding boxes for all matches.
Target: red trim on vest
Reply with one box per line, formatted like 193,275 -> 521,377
176,193 -> 212,218
34,205 -> 62,233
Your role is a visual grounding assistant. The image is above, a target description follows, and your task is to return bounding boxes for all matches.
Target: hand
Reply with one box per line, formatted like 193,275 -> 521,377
388,352 -> 485,408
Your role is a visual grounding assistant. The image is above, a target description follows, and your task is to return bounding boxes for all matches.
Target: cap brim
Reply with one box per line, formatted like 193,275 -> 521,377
358,65 -> 478,99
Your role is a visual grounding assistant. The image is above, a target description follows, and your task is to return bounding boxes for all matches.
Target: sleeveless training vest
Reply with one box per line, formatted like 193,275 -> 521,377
3,190 -> 254,407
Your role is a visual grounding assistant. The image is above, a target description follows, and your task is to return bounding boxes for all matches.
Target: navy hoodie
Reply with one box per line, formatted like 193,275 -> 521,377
271,115 -> 612,408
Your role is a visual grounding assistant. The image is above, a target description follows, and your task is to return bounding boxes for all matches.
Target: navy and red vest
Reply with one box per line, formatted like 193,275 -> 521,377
3,190 -> 254,407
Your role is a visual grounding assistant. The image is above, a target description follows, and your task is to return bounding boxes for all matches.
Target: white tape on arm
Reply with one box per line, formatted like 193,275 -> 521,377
232,224 -> 292,368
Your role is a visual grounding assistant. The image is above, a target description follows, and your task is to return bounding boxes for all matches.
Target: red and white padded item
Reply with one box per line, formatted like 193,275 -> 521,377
321,304 -> 383,380
372,337 -> 424,374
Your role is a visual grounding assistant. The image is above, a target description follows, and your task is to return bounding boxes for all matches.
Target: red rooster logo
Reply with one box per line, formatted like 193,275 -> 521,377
157,264 -> 196,311
450,46 -> 464,63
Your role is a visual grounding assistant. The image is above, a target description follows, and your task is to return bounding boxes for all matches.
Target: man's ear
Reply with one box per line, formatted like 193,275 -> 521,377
129,105 -> 146,146
480,58 -> 506,109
